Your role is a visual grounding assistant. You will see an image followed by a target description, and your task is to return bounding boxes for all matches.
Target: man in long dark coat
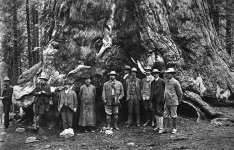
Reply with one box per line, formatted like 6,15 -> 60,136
150,69 -> 165,133
0,76 -> 13,129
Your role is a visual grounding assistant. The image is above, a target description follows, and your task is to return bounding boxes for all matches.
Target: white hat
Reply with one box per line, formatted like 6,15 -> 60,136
144,66 -> 152,71
108,71 -> 118,76
124,65 -> 131,70
131,67 -> 137,72
165,68 -> 176,73
3,76 -> 10,81
39,72 -> 48,80
152,69 -> 160,73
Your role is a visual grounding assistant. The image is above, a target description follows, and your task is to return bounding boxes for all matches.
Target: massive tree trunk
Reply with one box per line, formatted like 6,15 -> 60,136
225,0 -> 232,55
130,0 -> 234,118
16,0 -> 234,125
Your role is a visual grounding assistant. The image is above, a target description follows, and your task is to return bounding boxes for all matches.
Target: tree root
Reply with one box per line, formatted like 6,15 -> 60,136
183,91 -> 223,119
182,90 -> 234,127
181,101 -> 204,123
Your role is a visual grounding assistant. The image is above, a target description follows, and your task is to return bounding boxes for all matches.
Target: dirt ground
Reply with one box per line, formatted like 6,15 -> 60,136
1,107 -> 234,150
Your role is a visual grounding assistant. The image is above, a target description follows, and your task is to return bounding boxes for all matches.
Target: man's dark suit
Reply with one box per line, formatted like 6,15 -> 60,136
2,86 -> 13,128
150,77 -> 165,117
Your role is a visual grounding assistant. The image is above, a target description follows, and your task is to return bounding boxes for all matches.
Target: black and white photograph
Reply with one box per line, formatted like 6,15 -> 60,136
0,0 -> 234,149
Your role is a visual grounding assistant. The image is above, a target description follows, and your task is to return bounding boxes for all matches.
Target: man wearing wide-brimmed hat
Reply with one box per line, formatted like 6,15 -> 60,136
150,69 -> 166,133
141,66 -> 155,127
0,76 -> 13,129
126,67 -> 141,127
32,72 -> 51,130
79,75 -> 96,132
102,71 -> 124,130
164,68 -> 183,134
58,77 -> 78,131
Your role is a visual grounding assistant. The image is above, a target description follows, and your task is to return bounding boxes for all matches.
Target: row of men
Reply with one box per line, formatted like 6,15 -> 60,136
0,66 -> 182,134
102,66 -> 183,134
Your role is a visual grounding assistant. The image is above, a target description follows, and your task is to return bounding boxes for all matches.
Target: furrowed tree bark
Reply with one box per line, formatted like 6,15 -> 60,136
226,0 -> 232,55
129,0 -> 234,121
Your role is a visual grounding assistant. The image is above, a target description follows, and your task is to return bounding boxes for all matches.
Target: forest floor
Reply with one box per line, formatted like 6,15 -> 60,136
1,107 -> 234,150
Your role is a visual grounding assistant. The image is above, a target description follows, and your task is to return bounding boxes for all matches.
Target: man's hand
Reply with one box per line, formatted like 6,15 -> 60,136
74,108 -> 77,112
111,83 -> 115,89
0,97 -> 3,100
49,100 -> 53,105
103,99 -> 107,104
149,103 -> 153,110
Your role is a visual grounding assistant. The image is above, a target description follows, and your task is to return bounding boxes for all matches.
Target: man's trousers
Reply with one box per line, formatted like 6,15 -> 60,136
61,106 -> 73,129
127,94 -> 140,125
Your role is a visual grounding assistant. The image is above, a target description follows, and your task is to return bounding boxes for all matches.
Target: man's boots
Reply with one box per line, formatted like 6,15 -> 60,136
143,110 -> 150,126
106,115 -> 111,129
113,114 -> 119,130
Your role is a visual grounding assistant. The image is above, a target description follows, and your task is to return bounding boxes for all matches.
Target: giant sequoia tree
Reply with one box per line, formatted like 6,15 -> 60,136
16,0 -> 234,123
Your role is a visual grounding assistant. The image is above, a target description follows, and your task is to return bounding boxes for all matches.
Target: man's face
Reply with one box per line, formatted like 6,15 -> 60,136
64,84 -> 70,89
153,73 -> 159,78
124,70 -> 129,75
40,79 -> 47,85
145,71 -> 151,76
165,73 -> 173,81
110,75 -> 116,80
85,78 -> 91,85
4,81 -> 10,87
131,71 -> 136,77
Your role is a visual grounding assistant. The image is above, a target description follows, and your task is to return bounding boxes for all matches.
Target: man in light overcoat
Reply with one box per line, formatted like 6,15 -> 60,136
164,68 -> 183,134
79,76 -> 96,132
102,71 -> 124,130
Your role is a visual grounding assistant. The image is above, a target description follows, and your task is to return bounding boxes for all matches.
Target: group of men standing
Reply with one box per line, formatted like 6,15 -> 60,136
0,65 -> 183,135
102,66 -> 183,134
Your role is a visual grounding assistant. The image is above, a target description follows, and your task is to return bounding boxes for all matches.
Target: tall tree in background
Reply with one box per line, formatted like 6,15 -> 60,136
31,2 -> 40,65
1,0 -> 24,85
26,0 -> 32,67
12,0 -> 19,85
